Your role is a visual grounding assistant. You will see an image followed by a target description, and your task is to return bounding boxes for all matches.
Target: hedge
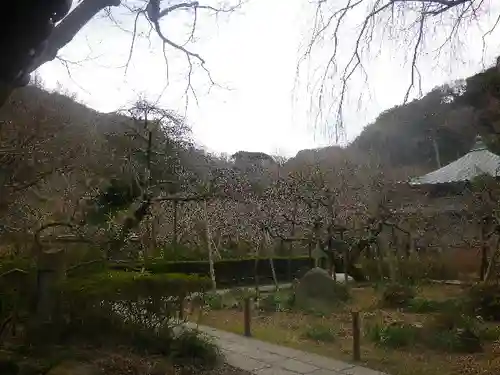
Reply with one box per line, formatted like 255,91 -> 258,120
110,256 -> 314,287
45,271 -> 212,345
60,271 -> 212,300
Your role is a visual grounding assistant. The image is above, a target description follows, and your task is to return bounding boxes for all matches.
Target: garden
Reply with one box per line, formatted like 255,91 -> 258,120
3,96 -> 500,375
190,257 -> 500,375
0,257 -> 243,375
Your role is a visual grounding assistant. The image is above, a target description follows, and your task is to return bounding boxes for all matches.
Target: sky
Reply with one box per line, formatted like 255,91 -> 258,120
37,0 -> 500,157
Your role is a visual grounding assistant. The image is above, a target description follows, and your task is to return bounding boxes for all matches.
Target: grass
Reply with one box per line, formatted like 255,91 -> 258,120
190,284 -> 500,375
366,322 -> 419,348
302,325 -> 336,343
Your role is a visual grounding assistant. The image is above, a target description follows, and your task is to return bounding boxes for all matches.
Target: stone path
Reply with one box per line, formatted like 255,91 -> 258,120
196,325 -> 388,375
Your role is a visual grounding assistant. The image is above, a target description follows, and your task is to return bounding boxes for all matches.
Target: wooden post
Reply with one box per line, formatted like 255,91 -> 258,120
352,311 -> 361,361
244,297 -> 251,337
36,248 -> 66,323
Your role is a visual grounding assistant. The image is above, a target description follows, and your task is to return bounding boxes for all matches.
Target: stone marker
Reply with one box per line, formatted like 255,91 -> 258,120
295,267 -> 348,312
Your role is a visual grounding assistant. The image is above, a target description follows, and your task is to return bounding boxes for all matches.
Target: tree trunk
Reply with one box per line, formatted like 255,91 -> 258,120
270,257 -> 278,291
484,238 -> 500,283
254,244 -> 260,297
204,200 -> 216,290
308,242 -> 313,267
288,202 -> 297,280
108,198 -> 152,260
172,200 -> 178,248
344,246 -> 349,284
148,216 -> 157,259
375,239 -> 386,281
480,223 -> 489,281
327,233 -> 336,279
481,244 -> 489,281
265,230 -> 279,291
29,0 -> 121,73
331,244 -> 337,281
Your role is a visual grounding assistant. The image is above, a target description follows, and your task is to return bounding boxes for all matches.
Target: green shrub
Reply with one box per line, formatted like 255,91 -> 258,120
406,298 -> 440,313
170,329 -> 221,369
367,311 -> 484,353
423,310 -> 483,353
126,321 -> 174,354
113,256 -> 314,287
406,298 -> 458,313
259,291 -> 293,313
286,289 -> 296,308
478,325 -> 500,341
427,309 -> 476,332
360,258 -> 390,282
65,259 -> 108,278
380,283 -> 416,308
302,325 -> 336,343
366,321 -> 419,348
228,287 -> 255,300
426,329 -> 482,353
60,271 -> 210,301
55,271 -> 210,346
0,258 -> 36,274
0,258 -> 37,319
466,282 -> 500,321
204,293 -> 224,310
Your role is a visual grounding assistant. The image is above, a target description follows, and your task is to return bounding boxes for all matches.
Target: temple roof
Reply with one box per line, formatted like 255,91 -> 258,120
410,136 -> 500,185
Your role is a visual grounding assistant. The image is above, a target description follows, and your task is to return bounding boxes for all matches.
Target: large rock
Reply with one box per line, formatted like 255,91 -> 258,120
295,268 -> 349,312
46,362 -> 102,375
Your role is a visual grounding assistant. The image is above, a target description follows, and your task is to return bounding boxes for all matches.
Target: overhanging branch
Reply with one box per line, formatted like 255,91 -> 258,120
29,0 -> 121,74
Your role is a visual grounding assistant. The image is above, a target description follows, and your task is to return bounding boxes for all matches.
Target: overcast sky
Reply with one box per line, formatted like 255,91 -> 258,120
37,0 -> 500,157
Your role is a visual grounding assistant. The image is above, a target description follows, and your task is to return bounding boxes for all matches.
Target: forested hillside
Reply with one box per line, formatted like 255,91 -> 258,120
2,62 -> 500,260
0,82 -> 384,261
293,63 -> 500,175
351,86 -> 476,169
0,85 -> 229,251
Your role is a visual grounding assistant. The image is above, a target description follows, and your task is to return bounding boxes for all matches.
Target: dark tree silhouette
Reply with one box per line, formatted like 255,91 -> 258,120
0,0 -> 243,108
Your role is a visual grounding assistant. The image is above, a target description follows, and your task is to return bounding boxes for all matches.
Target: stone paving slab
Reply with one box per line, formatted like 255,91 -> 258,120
280,358 -> 318,373
194,324 -> 389,375
342,366 -> 390,375
293,352 -> 355,372
255,367 -> 303,375
223,351 -> 270,372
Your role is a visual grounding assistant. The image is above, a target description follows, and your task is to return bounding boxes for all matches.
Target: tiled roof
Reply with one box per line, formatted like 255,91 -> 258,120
410,136 -> 500,185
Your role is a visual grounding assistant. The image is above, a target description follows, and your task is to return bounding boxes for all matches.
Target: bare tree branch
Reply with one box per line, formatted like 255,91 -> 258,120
299,0 -> 497,138
124,10 -> 144,75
